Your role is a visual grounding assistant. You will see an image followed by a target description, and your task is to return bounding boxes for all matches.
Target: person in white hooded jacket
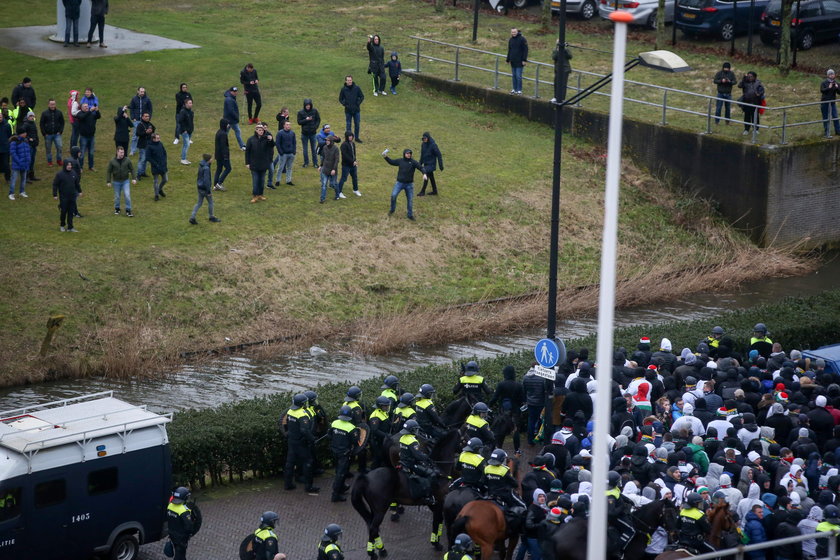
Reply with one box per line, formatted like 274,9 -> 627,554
716,473 -> 743,510
736,482 -> 764,527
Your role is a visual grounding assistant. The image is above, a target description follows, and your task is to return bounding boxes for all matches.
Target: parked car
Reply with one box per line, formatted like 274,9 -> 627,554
803,343 -> 840,375
599,0 -> 675,28
759,0 -> 840,49
676,0 -> 770,40
552,0 -> 600,19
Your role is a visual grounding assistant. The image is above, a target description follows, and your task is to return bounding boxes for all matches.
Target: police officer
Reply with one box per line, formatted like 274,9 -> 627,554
253,511 -> 280,560
678,492 -> 714,555
605,471 -> 635,553
482,448 -> 525,511
444,533 -> 474,560
749,323 -> 773,359
705,326 -> 724,350
282,393 -> 319,494
329,405 -> 360,502
463,402 -> 494,450
166,487 -> 195,560
455,437 -> 486,492
415,384 -> 447,441
392,392 -> 417,434
380,375 -> 400,408
368,395 -> 393,469
454,360 -> 491,405
318,523 -> 344,560
399,419 -> 438,504
306,390 -> 328,476
816,504 -> 840,558
343,386 -> 368,474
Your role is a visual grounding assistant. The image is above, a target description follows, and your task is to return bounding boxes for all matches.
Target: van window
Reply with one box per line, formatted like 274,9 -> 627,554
0,487 -> 21,521
822,0 -> 840,14
34,479 -> 66,508
88,467 -> 118,495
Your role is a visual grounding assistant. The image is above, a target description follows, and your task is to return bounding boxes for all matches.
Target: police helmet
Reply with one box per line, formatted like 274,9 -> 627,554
463,437 -> 483,453
712,326 -> 724,335
305,390 -> 318,404
345,386 -> 362,401
375,395 -> 392,409
825,505 -> 840,520
292,393 -> 308,408
324,523 -> 343,540
488,448 -> 508,466
382,375 -> 399,390
419,383 -> 436,398
465,360 -> 479,373
404,419 -> 420,433
338,405 -> 353,420
607,471 -> 621,489
453,533 -> 473,552
472,402 -> 489,415
399,392 -> 416,406
260,511 -> 279,528
685,492 -> 703,507
172,486 -> 191,504
754,323 -> 767,335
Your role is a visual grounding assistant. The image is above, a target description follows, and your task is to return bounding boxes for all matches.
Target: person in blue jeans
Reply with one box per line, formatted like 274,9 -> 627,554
8,131 -> 30,199
506,28 -> 528,95
63,0 -> 82,47
223,87 -> 246,150
319,134 -> 340,202
383,148 -> 426,221
712,62 -> 736,125
296,98 -> 320,167
339,76 -> 365,143
820,68 -> 840,138
516,489 -> 547,560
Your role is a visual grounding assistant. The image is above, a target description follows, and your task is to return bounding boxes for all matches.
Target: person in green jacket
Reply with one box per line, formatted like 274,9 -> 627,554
106,146 -> 136,216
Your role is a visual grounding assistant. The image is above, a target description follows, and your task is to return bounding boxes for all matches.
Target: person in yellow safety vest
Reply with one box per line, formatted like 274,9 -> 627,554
380,375 -> 400,408
482,448 -> 525,511
415,383 -> 448,440
318,523 -> 344,560
399,419 -> 438,505
706,326 -> 724,349
444,533 -> 474,560
329,406 -> 360,502
391,392 -> 417,434
304,390 -> 327,435
166,487 -> 195,560
282,393 -> 319,494
816,504 -> 840,558
7,98 -> 29,132
678,492 -> 715,555
253,511 -> 280,560
368,395 -> 392,469
455,437 -> 486,492
453,360 -> 491,405
749,323 -> 773,359
463,402 -> 494,448
343,385 -> 369,475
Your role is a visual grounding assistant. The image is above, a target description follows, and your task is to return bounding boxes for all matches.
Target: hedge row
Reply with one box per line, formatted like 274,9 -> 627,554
168,289 -> 840,487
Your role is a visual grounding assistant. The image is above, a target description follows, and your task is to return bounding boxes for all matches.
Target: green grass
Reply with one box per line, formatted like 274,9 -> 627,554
0,0 -> 792,382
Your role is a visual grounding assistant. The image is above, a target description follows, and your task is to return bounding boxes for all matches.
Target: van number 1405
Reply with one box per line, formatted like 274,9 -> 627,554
72,513 -> 90,523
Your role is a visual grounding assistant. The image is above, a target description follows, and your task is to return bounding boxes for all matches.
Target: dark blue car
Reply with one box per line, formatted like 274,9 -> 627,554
759,0 -> 840,49
677,0 -> 770,40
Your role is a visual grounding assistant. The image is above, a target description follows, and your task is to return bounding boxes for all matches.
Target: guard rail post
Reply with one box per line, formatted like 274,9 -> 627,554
706,99 -> 712,134
661,91 -> 668,125
830,530 -> 838,559
416,38 -> 421,72
751,109 -> 758,143
454,47 -> 460,82
494,58 -> 500,89
534,65 -> 541,98
781,109 -> 788,145
575,73 -> 582,106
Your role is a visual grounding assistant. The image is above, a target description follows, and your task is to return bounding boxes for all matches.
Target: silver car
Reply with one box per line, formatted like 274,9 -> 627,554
551,0 -> 600,20
598,0 -> 675,27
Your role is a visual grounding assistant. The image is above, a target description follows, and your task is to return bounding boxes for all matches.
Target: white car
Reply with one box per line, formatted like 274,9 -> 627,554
598,0 -> 675,27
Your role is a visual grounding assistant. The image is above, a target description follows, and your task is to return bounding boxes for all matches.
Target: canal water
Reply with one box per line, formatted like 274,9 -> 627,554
3,255 -> 838,413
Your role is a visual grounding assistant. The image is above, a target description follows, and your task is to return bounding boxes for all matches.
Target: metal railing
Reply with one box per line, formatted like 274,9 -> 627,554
683,527 -> 839,560
407,36 -> 838,145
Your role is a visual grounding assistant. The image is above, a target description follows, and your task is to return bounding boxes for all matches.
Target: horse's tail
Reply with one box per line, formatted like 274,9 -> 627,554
451,514 -> 470,537
351,472 -> 374,525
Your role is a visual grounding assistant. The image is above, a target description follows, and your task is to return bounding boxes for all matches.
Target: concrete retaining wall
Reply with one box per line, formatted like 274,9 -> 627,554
406,71 -> 840,248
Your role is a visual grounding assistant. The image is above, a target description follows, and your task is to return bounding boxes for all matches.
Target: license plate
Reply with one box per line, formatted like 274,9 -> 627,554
612,2 -> 617,6
683,12 -> 696,19
771,19 -> 780,26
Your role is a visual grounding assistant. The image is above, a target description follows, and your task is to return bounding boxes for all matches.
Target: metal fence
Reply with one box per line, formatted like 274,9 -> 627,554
407,36 -> 836,145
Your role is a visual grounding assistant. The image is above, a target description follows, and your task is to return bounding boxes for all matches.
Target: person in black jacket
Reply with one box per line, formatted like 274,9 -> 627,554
52,160 -> 81,232
490,365 -> 525,451
11,78 -> 36,110
339,76 -> 365,142
297,98 -> 321,167
63,0 -> 82,47
40,99 -> 65,167
113,105 -> 131,152
367,35 -> 387,96
173,83 -> 191,142
19,111 -> 40,181
189,154 -> 220,225
146,132 -> 168,200
383,148 -> 425,221
712,62 -> 736,125
337,131 -> 360,196
506,28 -> 528,95
86,0 -> 108,48
418,132 -> 443,196
240,63 -> 261,123
213,119 -> 230,191
177,99 -> 194,164
134,112 -> 155,179
245,123 -> 274,203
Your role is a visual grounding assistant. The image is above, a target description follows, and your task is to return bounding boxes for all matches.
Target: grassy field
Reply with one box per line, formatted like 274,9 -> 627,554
0,0 -> 808,384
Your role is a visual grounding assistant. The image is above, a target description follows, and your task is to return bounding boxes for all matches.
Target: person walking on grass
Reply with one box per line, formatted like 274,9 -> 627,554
106,146 -> 136,217
128,87 -> 152,156
245,123 -> 274,203
146,132 -> 168,201
213,118 -> 231,191
273,119 -> 296,187
177,98 -> 194,164
367,35 -> 387,96
223,87 -> 246,150
190,154 -> 220,225
383,147 -> 426,221
240,63 -> 262,124
53,160 -> 81,232
8,130 -> 30,200
134,112 -> 155,179
385,52 -> 402,95
337,131 -> 361,197
319,134 -> 341,203
173,83 -> 191,144
339,76 -> 364,143
418,132 -> 443,196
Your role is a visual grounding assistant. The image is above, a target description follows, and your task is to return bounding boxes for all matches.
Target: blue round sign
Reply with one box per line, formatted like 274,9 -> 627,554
535,338 -> 561,368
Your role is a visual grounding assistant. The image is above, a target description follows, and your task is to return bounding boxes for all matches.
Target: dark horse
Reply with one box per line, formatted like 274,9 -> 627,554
552,499 -> 679,560
491,410 -> 517,448
351,429 -> 461,559
655,501 -> 736,560
441,397 -> 472,429
451,499 -> 520,560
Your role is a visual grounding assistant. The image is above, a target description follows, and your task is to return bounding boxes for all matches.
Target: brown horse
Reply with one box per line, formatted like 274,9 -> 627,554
451,499 -> 519,560
654,502 -> 736,560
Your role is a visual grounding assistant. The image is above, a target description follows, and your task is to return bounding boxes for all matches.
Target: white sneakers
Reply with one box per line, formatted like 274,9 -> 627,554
9,192 -> 28,200
19,192 -> 28,198
354,190 -> 362,197
173,138 -> 179,145
338,192 -> 347,199
181,159 -> 191,165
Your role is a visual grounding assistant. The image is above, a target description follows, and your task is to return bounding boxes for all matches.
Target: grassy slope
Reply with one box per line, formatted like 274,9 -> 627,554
0,0 -> 787,381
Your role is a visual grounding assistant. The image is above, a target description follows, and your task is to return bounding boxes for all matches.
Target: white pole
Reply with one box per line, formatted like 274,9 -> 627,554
586,12 -> 631,560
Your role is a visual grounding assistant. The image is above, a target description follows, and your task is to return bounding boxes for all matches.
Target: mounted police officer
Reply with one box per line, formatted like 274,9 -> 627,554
482,448 -> 526,513
399,419 -> 438,505
816,504 -> 840,558
368,395 -> 393,469
380,375 -> 400,409
454,361 -> 491,405
454,437 -> 486,493
749,323 -> 773,359
282,393 -> 319,494
678,492 -> 715,555
392,392 -> 417,434
318,523 -> 344,560
415,384 -> 447,441
253,511 -> 280,560
463,402 -> 494,451
343,385 -> 369,474
166,486 -> 196,560
329,405 -> 360,502
445,533 -> 474,560
605,471 -> 636,554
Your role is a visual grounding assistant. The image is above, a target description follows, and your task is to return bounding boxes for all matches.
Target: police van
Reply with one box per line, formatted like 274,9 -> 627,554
0,392 -> 173,560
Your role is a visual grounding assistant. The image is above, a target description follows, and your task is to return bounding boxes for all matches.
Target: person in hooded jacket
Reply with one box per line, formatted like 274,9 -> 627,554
366,35 -> 387,96
339,76 -> 364,142
517,488 -> 548,560
808,395 -> 835,449
173,83 -> 192,142
113,105 -> 132,152
52,160 -> 81,231
418,131 -> 443,196
145,132 -> 168,200
245,123 -> 274,203
297,98 -> 321,167
385,51 -> 402,95
563,378 -> 592,426
213,119 -> 231,190
0,112 -> 11,184
489,365 -> 525,452
8,131 -> 30,199
189,154 -> 220,225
